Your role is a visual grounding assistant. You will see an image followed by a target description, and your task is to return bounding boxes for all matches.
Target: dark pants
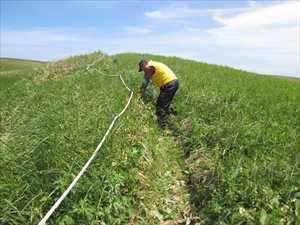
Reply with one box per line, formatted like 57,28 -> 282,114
156,79 -> 179,127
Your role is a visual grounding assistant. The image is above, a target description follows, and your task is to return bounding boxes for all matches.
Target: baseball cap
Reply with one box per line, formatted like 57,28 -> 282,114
138,59 -> 147,72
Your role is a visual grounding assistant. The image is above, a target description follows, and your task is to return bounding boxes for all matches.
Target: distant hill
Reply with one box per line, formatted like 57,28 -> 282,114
0,52 -> 299,225
0,58 -> 45,72
0,58 -> 45,89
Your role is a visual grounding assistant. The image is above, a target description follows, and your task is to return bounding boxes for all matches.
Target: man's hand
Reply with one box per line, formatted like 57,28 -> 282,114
140,79 -> 149,97
140,86 -> 146,100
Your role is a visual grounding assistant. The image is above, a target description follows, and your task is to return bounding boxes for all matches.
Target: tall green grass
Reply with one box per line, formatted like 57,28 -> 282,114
0,58 -> 45,89
0,58 -> 44,72
141,54 -> 299,225
0,52 -> 299,225
113,53 -> 300,224
1,53 -> 134,224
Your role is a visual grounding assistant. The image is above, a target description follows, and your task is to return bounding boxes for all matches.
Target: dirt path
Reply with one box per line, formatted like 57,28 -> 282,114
128,101 -> 197,224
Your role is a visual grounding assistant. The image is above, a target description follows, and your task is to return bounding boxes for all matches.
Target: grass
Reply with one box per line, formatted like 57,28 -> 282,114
0,52 -> 299,225
0,58 -> 45,72
0,58 -> 45,89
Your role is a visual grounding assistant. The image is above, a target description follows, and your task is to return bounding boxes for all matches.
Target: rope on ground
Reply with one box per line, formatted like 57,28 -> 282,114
88,65 -> 132,92
85,54 -> 106,70
38,57 -> 134,225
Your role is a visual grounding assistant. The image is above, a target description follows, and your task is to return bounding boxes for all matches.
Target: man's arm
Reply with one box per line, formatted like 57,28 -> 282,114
140,66 -> 155,95
140,79 -> 149,95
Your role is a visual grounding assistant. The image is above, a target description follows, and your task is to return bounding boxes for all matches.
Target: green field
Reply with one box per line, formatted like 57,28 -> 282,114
0,58 -> 45,89
0,58 -> 44,71
0,52 -> 299,225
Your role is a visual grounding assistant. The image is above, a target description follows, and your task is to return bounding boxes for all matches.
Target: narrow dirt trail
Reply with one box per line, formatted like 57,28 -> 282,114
128,100 -> 197,225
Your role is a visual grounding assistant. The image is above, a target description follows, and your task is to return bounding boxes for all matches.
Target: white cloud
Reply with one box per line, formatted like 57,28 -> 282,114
2,28 -> 88,46
206,1 -> 300,76
143,1 -> 300,76
206,1 -> 299,58
1,2 -> 299,77
145,3 -> 251,20
124,26 -> 150,34
248,0 -> 257,8
213,1 -> 299,29
0,28 -> 101,60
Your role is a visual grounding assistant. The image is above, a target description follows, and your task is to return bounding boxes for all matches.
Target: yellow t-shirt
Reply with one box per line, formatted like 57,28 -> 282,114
148,60 -> 177,87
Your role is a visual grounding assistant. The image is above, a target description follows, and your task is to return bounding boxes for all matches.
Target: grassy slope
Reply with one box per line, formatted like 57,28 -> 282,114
115,53 -> 300,225
0,52 -> 299,225
0,58 -> 45,72
0,58 -> 45,89
0,52 -> 188,225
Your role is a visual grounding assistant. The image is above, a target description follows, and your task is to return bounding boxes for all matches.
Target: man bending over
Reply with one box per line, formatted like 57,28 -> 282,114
138,59 -> 179,129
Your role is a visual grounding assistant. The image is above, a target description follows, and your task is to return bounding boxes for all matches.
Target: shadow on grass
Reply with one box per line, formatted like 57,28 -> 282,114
140,91 -> 206,222
165,114 -> 212,223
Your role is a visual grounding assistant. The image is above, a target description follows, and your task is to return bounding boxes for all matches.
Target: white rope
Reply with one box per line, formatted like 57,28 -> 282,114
38,57 -> 134,225
119,75 -> 131,92
86,55 -> 105,70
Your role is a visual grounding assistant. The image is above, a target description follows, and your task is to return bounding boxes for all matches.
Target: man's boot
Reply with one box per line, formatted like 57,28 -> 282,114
158,117 -> 167,129
157,108 -> 168,129
167,107 -> 178,116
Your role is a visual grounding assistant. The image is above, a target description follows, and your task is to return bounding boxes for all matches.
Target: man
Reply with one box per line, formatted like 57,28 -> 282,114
138,59 -> 179,129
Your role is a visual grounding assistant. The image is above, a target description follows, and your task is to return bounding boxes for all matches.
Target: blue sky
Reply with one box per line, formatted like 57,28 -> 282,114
1,0 -> 299,77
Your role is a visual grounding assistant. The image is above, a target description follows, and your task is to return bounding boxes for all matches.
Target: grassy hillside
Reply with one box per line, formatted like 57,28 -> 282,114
0,58 -> 45,89
0,58 -> 45,72
0,52 -> 299,225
